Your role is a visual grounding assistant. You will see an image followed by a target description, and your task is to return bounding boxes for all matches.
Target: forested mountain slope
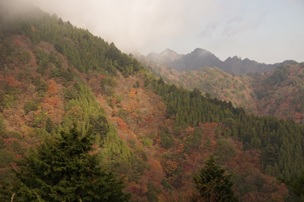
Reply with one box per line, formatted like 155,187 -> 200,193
0,8 -> 303,201
253,62 -> 304,123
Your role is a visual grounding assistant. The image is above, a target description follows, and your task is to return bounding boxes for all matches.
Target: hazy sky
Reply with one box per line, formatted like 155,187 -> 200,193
6,0 -> 304,63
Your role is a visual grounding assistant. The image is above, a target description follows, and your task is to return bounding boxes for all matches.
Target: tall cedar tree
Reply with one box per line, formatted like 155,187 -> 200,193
193,156 -> 237,202
10,129 -> 130,202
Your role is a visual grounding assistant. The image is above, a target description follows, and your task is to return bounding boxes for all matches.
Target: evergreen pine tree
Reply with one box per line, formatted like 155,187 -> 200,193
193,156 -> 237,202
9,128 -> 130,202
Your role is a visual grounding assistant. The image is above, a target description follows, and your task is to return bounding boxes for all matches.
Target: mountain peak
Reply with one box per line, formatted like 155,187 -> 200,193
225,56 -> 242,61
147,52 -> 158,58
192,48 -> 210,54
160,48 -> 179,57
157,48 -> 181,63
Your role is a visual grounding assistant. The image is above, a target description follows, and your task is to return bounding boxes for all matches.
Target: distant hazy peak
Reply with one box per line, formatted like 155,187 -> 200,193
160,48 -> 178,56
187,48 -> 220,61
146,52 -> 159,58
225,56 -> 241,60
191,48 -> 212,55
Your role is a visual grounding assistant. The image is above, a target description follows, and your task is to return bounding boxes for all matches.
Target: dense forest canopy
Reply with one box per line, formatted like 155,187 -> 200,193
147,77 -> 304,181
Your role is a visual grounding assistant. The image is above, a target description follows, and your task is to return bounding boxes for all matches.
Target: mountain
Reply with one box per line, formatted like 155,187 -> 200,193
0,8 -> 304,201
222,56 -> 276,75
145,48 -> 276,75
139,49 -> 304,124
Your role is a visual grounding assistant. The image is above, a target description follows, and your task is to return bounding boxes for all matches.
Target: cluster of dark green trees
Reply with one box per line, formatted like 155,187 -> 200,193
150,78 -> 244,125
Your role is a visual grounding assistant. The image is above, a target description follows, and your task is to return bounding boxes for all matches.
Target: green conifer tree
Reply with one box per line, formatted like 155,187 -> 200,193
193,156 -> 237,202
9,128 -> 130,202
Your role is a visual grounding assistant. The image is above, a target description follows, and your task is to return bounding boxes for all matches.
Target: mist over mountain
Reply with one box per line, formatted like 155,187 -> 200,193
147,48 -> 182,64
146,48 -> 277,75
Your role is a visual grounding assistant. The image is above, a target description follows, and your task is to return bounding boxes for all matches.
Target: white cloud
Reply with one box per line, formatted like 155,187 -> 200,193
14,0 -> 218,54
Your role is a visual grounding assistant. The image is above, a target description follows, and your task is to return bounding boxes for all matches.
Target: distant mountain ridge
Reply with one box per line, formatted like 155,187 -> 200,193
146,48 -> 277,75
